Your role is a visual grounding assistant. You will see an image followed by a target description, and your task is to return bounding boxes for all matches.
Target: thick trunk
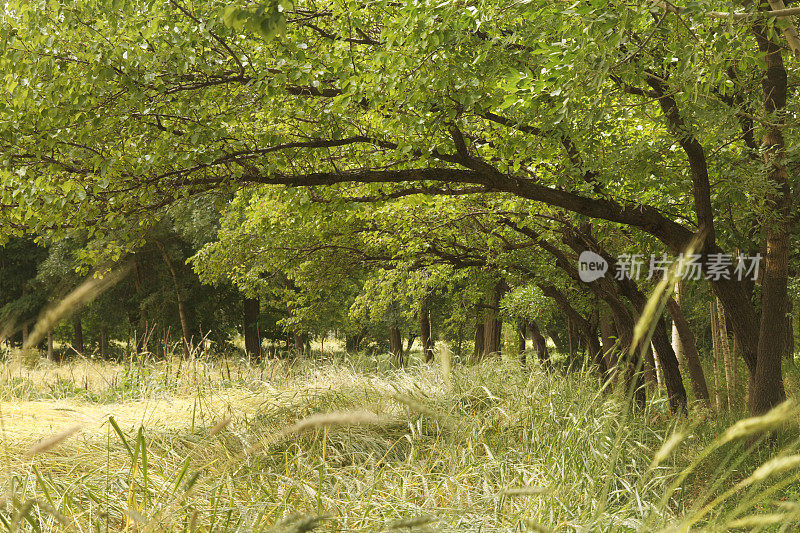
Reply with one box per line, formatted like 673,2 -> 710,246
748,20 -> 790,414
482,281 -> 505,356
243,297 -> 261,359
666,296 -> 710,404
389,326 -> 404,366
155,241 -> 191,359
752,230 -> 789,414
72,317 -> 84,354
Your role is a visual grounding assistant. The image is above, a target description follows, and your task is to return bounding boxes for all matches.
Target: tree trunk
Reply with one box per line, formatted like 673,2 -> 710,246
711,301 -> 725,412
72,316 -> 84,354
100,325 -> 108,359
419,300 -> 434,363
528,320 -> 550,369
405,334 -> 416,355
785,299 -> 794,361
647,311 -> 688,412
672,282 -> 684,369
389,326 -> 403,366
155,241 -> 191,359
665,296 -> 710,405
243,297 -> 261,359
716,298 -> 735,410
293,332 -> 305,356
482,280 -> 506,356
47,329 -> 54,361
748,21 -> 790,414
538,284 -> 604,377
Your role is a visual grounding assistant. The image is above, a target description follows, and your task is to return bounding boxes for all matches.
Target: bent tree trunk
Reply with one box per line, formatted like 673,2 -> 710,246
243,297 -> 261,359
666,296 -> 710,405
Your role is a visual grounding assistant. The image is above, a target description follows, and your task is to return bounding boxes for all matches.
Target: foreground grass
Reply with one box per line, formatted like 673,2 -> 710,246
0,351 -> 799,531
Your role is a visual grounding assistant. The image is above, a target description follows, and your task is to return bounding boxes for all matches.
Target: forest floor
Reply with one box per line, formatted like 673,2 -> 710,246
0,349 -> 799,531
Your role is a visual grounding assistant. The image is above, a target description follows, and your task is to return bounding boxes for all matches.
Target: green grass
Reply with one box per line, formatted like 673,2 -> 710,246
0,350 -> 800,531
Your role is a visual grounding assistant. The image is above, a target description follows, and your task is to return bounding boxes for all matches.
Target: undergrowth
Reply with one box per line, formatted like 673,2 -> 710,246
0,351 -> 799,531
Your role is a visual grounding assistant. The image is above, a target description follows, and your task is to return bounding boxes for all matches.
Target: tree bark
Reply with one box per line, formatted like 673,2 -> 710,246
243,297 -> 261,359
666,296 -> 710,405
750,20 -> 790,414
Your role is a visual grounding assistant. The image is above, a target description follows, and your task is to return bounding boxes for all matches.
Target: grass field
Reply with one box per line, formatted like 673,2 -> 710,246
1,348 -> 800,532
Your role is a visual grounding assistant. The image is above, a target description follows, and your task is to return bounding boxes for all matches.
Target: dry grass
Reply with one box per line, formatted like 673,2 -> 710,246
0,351 -> 799,531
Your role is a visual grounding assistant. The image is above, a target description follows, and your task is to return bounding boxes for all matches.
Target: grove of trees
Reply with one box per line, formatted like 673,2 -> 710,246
2,0 -> 800,416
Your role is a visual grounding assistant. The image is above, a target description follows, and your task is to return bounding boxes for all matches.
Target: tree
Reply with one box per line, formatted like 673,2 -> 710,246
2,0 -> 797,413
